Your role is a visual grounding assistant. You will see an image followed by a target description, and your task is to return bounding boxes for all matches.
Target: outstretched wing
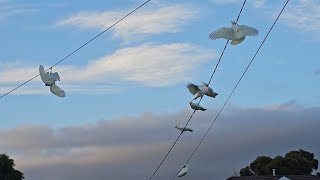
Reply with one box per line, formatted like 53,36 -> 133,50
50,84 -> 66,98
186,83 -> 200,95
39,65 -> 48,84
238,25 -> 259,37
209,27 -> 234,40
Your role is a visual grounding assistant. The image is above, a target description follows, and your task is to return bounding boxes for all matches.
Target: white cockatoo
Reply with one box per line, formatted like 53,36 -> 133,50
39,65 -> 65,98
187,82 -> 218,102
177,164 -> 189,177
189,102 -> 207,111
209,21 -> 259,45
175,124 -> 193,133
39,65 -> 60,86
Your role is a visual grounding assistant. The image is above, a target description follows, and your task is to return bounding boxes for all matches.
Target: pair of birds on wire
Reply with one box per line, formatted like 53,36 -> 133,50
175,21 -> 258,178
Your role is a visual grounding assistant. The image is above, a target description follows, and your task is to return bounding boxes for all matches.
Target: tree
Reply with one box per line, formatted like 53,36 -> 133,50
0,153 -> 24,180
250,156 -> 273,175
240,166 -> 253,176
239,149 -> 319,176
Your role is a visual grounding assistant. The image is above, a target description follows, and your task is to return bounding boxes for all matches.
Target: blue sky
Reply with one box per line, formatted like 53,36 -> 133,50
0,0 -> 320,179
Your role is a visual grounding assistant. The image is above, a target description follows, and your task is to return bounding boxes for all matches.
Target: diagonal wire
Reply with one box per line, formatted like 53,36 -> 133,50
147,1 -> 247,180
0,0 -> 152,100
170,0 -> 290,179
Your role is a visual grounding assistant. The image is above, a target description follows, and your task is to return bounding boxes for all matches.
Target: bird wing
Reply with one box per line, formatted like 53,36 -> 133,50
237,25 -> 259,37
50,84 -> 66,98
39,65 -> 49,84
186,83 -> 200,95
209,27 -> 234,40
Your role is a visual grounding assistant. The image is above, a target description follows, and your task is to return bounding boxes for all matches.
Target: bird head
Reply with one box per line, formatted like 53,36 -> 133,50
183,164 -> 189,168
231,21 -> 237,25
202,82 -> 208,87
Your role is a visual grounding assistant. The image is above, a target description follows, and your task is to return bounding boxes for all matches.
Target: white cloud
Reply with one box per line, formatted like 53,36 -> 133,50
55,4 -> 198,42
0,43 -> 215,95
211,0 -> 266,8
280,0 -> 320,32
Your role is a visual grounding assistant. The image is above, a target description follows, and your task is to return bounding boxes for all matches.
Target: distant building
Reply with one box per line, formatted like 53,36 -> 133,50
226,175 -> 320,180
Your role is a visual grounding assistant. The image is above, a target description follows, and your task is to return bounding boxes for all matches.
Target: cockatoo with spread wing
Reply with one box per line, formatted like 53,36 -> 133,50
209,21 -> 259,45
177,164 -> 189,177
189,102 -> 207,111
187,82 -> 218,102
39,65 -> 65,98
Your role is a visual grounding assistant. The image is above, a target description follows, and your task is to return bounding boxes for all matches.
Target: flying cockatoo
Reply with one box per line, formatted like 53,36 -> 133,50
189,102 -> 207,111
175,124 -> 194,133
187,82 -> 218,102
39,65 -> 65,98
177,164 -> 189,177
209,21 -> 259,45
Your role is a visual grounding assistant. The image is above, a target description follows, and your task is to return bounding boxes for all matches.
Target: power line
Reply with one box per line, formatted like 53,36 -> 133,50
0,0 -> 152,100
170,0 -> 290,179
147,1 -> 247,180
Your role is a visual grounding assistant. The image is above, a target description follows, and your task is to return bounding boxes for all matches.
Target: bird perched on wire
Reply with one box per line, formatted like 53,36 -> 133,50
189,102 -> 207,111
175,124 -> 194,133
209,21 -> 259,45
39,65 -> 66,98
177,164 -> 189,177
187,82 -> 218,102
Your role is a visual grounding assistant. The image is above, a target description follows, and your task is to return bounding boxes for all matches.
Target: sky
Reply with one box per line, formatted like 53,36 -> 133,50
0,0 -> 319,179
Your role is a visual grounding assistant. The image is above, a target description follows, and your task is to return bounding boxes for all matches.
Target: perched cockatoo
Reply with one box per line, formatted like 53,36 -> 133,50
189,102 -> 207,111
39,65 -> 60,86
177,164 -> 189,177
175,124 -> 193,133
39,65 -> 65,98
187,82 -> 218,102
209,21 -> 259,45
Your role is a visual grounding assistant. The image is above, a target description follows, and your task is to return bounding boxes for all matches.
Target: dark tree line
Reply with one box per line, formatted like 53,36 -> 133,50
240,149 -> 319,176
0,153 -> 24,180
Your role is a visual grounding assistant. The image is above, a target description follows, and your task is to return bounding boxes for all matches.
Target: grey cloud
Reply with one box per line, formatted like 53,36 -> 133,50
1,102 -> 320,180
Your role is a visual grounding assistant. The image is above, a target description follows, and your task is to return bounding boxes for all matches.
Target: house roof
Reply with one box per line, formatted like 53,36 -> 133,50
226,175 -> 320,180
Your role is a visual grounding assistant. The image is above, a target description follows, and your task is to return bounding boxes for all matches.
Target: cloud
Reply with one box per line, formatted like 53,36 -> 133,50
54,4 -> 198,42
1,101 -> 320,180
0,43 -> 215,95
211,0 -> 266,8
279,0 -> 320,32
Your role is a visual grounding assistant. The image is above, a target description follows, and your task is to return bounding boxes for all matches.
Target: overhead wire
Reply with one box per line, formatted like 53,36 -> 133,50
0,0 -> 152,100
169,0 -> 291,179
147,1 -> 247,180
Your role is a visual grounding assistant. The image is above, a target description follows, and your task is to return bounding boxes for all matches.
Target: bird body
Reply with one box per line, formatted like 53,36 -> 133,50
186,82 -> 218,101
175,125 -> 193,133
209,21 -> 258,45
177,164 -> 189,177
39,65 -> 60,86
189,102 -> 207,111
